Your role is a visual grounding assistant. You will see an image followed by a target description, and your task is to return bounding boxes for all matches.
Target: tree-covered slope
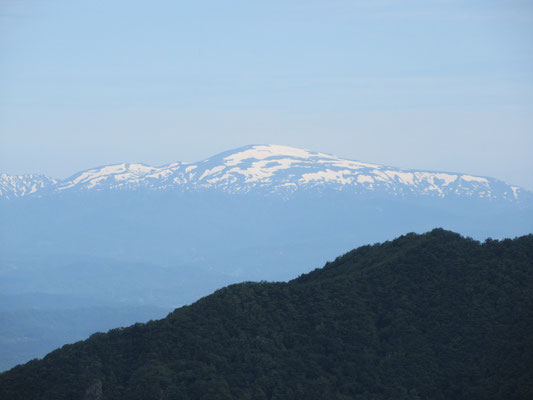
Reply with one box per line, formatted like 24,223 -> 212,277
1,229 -> 532,400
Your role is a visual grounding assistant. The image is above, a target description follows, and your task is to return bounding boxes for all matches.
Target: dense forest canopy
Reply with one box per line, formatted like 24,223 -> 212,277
1,229 -> 532,399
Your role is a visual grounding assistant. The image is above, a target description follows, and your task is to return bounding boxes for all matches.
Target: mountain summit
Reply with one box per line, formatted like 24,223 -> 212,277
0,144 -> 529,202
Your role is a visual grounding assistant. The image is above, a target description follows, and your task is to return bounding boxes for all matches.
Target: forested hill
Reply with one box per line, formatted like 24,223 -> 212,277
1,230 -> 532,400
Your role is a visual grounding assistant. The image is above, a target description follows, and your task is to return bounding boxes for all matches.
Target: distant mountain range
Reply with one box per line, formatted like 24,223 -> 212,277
1,144 -> 530,202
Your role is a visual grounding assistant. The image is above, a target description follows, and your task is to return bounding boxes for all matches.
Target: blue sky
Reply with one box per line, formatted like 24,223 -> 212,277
1,0 -> 532,189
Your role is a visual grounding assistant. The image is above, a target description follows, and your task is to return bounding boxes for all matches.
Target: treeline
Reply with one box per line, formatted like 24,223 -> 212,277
1,229 -> 532,399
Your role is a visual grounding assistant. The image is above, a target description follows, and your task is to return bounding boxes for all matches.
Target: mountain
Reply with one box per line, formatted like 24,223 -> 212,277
0,145 -> 530,202
0,173 -> 58,200
1,229 -> 532,399
2,143 -> 531,277
1,145 -> 532,372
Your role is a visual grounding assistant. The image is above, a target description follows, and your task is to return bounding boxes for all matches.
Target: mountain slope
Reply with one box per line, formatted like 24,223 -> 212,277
0,173 -> 58,200
1,229 -> 532,399
1,145 -> 530,202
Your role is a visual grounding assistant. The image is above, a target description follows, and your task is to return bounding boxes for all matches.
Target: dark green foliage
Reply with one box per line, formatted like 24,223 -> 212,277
0,306 -> 169,372
1,229 -> 532,399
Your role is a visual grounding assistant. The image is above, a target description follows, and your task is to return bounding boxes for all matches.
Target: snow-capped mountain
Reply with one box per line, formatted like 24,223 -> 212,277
0,145 -> 530,202
0,173 -> 58,200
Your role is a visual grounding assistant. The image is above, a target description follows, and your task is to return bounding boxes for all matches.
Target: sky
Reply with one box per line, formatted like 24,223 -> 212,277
1,0 -> 532,190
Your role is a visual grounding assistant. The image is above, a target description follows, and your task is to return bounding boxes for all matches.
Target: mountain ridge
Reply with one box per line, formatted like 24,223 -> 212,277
1,229 -> 532,399
1,144 -> 530,203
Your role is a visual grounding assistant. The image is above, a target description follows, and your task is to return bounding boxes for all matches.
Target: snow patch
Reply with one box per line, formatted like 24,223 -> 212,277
461,175 -> 488,183
322,159 -> 379,170
223,145 -> 327,166
199,166 -> 226,180
384,171 -> 414,185
432,173 -> 457,186
357,175 -> 374,184
301,169 -> 354,185
146,169 -> 174,179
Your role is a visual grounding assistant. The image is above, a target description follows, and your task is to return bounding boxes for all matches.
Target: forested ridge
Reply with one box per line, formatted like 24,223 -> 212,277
1,229 -> 532,399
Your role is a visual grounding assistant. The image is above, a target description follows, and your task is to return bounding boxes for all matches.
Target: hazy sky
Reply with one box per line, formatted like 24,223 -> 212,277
1,0 -> 532,189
